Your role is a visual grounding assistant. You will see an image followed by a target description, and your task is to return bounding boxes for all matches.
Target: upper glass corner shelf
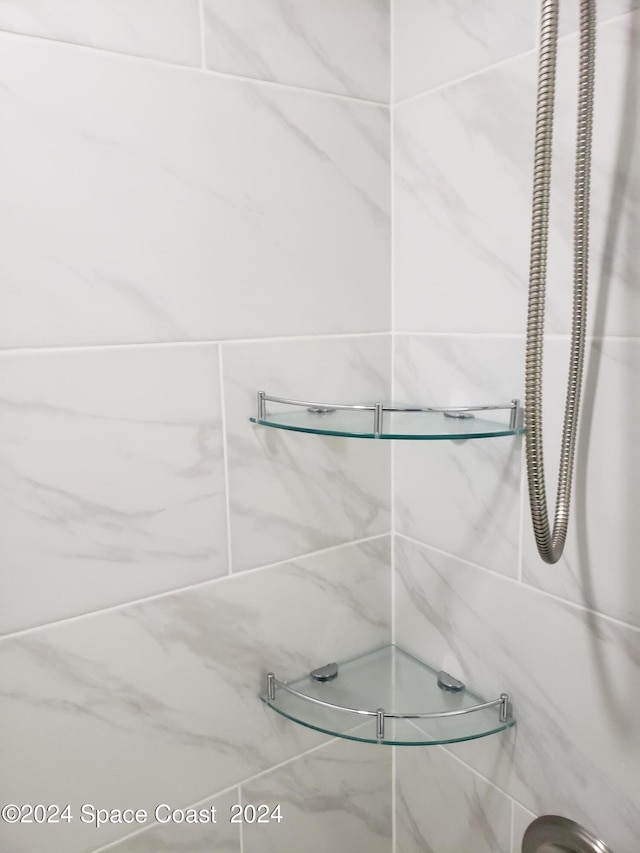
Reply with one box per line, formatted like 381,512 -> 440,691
250,392 -> 524,440
261,645 -> 514,747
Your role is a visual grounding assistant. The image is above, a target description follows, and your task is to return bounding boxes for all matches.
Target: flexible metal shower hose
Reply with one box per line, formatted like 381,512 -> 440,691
525,0 -> 596,563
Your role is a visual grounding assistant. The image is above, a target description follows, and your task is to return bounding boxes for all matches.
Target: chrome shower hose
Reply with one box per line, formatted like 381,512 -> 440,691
525,0 -> 596,563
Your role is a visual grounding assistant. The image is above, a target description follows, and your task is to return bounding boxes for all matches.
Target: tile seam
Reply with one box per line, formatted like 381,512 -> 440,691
0,533 -> 392,643
395,532 -> 640,635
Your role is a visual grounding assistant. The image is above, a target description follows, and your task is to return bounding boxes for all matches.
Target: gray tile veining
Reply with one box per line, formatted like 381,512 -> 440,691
0,344 -> 228,634
395,535 -> 640,853
203,0 -> 390,101
0,33 -> 390,349
242,738 -> 392,853
0,0 -> 202,66
223,336 -> 392,572
397,747 -> 511,853
0,537 -> 391,852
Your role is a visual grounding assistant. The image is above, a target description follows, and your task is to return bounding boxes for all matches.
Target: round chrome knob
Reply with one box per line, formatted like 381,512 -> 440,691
522,816 -> 613,853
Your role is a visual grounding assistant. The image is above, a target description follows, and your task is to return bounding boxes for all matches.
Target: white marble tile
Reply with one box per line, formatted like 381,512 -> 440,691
511,803 -> 536,853
393,0 -> 535,102
394,12 -> 640,338
0,34 -> 390,349
103,789 -> 241,852
522,338 -> 640,629
203,0 -> 390,101
223,336 -> 391,572
394,335 -> 523,578
394,536 -> 640,853
0,0 -> 201,66
392,334 -> 525,421
242,738 -> 392,853
393,52 -> 535,335
0,536 -> 391,853
0,345 -> 227,634
397,747 -> 511,853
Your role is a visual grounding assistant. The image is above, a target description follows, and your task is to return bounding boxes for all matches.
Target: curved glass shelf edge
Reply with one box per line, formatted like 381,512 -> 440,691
250,396 -> 524,440
261,697 -> 514,747
261,645 -> 515,747
250,415 -> 524,441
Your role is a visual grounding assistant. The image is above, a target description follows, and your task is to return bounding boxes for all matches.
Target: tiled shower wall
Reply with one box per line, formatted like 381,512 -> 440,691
392,2 -> 640,852
2,3 -> 640,853
0,4 -> 394,852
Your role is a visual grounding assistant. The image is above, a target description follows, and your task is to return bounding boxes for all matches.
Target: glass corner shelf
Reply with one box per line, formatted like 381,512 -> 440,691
261,645 -> 514,747
250,392 -> 524,440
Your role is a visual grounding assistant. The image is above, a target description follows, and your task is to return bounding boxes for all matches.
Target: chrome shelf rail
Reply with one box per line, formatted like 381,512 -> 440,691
261,647 -> 514,746
254,391 -> 523,438
266,672 -> 509,742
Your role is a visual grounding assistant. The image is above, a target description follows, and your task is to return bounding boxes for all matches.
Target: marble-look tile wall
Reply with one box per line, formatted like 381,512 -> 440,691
0,6 -> 392,853
105,737 -> 392,853
0,34 -> 389,348
202,0 -> 390,100
393,7 -> 640,853
4,3 -> 638,851
0,0 -> 203,66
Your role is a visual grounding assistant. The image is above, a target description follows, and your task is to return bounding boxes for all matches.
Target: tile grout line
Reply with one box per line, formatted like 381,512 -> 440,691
0,28 -> 388,107
392,46 -> 538,110
389,0 -> 397,653
0,533 -> 392,644
395,531 -> 640,636
218,345 -> 234,576
392,6 -> 629,112
402,721 -> 515,803
390,3 -> 397,850
391,332 -> 640,341
436,736 -> 535,832
0,331 -> 394,357
2,333 -> 637,358
409,725 -> 525,819
198,0 -> 207,71
517,442 -> 526,584
91,739 -> 341,852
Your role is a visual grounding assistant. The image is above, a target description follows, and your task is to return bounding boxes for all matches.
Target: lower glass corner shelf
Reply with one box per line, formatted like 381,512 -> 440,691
261,645 -> 514,747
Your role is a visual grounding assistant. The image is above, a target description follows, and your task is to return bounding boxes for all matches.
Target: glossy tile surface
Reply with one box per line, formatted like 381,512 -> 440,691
393,52 -> 535,334
395,536 -> 640,853
394,336 -> 523,578
0,0 -> 201,65
511,803 -> 536,853
0,537 -> 390,853
392,0 -> 637,102
0,344 -> 227,634
393,0 -> 534,102
203,0 -> 390,101
0,34 -> 390,349
223,336 -> 391,572
396,747 -> 511,853
242,738 -> 392,853
394,12 -> 640,338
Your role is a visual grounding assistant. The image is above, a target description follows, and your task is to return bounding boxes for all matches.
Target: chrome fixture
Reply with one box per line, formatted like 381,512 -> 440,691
525,0 -> 596,563
522,815 -> 613,853
310,662 -> 339,683
264,671 -> 509,742
437,670 -> 465,693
